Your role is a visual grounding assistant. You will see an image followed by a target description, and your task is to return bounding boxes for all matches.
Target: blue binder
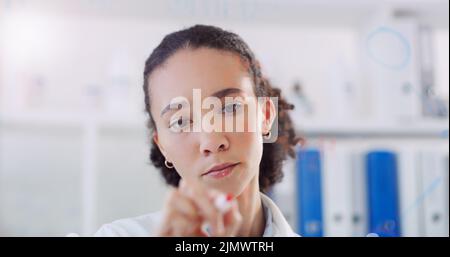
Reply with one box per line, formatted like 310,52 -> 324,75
296,148 -> 323,237
366,150 -> 401,237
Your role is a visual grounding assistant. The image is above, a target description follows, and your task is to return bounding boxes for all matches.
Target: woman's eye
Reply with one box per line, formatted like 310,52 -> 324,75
222,102 -> 243,114
169,117 -> 191,132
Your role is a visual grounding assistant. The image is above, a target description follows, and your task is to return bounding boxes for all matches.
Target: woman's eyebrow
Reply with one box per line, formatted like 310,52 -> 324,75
210,88 -> 244,98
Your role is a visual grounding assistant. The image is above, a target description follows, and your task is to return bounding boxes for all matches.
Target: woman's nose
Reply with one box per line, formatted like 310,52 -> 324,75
199,132 -> 229,156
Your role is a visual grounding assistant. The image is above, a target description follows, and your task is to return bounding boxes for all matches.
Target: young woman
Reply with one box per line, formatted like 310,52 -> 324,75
95,25 -> 301,237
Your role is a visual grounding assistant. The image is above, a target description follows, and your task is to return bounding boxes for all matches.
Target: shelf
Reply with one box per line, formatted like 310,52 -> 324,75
1,111 -> 448,138
2,0 -> 448,28
0,111 -> 147,130
294,119 -> 449,138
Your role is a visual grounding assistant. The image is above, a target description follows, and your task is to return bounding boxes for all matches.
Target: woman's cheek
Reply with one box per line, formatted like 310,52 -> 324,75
163,134 -> 193,176
232,132 -> 262,159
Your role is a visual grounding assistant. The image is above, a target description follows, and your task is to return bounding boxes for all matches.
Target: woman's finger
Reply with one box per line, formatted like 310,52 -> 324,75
170,213 -> 199,236
158,188 -> 204,236
223,200 -> 243,236
179,179 -> 225,236
171,190 -> 200,220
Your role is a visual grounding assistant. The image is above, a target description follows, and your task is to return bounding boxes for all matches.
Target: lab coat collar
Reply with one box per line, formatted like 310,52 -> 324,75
260,192 -> 300,237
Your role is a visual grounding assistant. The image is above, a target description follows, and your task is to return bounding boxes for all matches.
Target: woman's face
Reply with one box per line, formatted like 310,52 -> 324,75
148,47 -> 275,195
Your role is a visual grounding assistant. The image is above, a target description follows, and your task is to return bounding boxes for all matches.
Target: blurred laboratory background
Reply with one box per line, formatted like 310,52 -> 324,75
0,0 -> 448,237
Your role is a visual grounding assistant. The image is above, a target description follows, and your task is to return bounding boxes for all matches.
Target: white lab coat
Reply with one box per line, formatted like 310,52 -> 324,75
94,193 -> 299,237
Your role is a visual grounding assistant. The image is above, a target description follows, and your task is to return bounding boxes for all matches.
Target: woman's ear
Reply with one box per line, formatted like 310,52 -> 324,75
153,131 -> 168,158
260,97 -> 277,134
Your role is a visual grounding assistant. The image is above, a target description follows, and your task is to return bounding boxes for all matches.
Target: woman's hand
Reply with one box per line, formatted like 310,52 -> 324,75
156,179 -> 242,237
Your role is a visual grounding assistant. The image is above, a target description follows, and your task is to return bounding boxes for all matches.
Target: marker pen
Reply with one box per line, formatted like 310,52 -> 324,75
202,193 -> 234,236
214,193 -> 234,213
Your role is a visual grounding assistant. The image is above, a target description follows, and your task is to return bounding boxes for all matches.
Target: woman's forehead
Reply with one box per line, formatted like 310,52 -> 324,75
148,48 -> 255,109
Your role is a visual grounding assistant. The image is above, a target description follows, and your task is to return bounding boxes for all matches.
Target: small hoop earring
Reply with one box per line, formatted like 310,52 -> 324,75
263,131 -> 271,140
164,160 -> 174,169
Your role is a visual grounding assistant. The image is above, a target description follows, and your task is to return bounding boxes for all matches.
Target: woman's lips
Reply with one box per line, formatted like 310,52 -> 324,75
202,163 -> 239,179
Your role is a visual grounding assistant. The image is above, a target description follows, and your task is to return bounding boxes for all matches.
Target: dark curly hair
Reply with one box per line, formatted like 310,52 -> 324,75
143,25 -> 302,193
